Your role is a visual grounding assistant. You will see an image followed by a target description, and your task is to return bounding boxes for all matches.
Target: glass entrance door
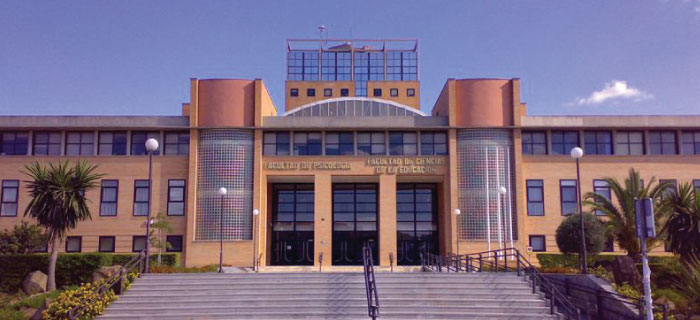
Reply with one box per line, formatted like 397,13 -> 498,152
396,183 -> 438,265
271,184 -> 314,266
332,183 -> 378,265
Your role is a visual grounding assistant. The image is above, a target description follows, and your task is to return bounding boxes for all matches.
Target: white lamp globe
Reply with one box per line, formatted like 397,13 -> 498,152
253,209 -> 260,216
217,187 -> 227,196
570,147 -> 584,159
498,186 -> 507,195
145,138 -> 159,152
454,208 -> 461,216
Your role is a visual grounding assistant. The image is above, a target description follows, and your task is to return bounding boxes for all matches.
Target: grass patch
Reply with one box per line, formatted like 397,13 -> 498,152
0,287 -> 76,320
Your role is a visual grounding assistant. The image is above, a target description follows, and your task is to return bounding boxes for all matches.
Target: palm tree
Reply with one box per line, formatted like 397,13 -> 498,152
673,257 -> 700,317
584,169 -> 671,262
663,183 -> 700,262
23,160 -> 102,291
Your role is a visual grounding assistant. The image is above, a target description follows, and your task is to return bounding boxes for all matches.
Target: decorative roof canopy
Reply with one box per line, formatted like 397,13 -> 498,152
284,98 -> 426,117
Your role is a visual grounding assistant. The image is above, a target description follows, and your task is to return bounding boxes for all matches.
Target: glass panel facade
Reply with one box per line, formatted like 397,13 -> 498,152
333,184 -> 378,265
396,183 -> 438,265
287,51 -> 318,81
272,184 -> 314,265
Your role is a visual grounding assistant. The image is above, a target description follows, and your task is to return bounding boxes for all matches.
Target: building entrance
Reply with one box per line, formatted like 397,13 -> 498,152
332,183 -> 378,265
271,184 -> 314,266
396,183 -> 439,265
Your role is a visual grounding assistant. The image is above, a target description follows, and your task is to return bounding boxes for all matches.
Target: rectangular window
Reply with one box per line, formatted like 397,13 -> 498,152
649,131 -> 677,155
65,132 -> 94,156
99,180 -> 118,216
306,88 -> 315,97
65,236 -> 82,253
593,180 -> 611,216
131,132 -> 160,156
340,88 -> 349,97
98,131 -> 127,155
616,131 -> 644,155
325,132 -> 354,156
387,51 -> 417,81
167,179 -> 186,216
420,132 -> 447,155
390,88 -> 398,97
694,180 -> 700,194
373,88 -> 382,97
584,131 -> 612,155
0,132 -> 29,155
604,236 -> 614,252
98,236 -> 115,252
166,235 -> 183,252
164,132 -> 189,155
263,132 -> 290,156
526,180 -> 544,216
33,131 -> 61,155
290,88 -> 298,97
133,180 -> 150,216
287,51 -> 318,81
324,88 -> 332,97
293,132 -> 322,156
407,88 -> 415,97
357,132 -> 386,155
1,180 -> 19,216
551,131 -> 579,155
529,235 -> 546,252
682,131 -> 700,155
560,180 -> 578,215
522,131 -> 547,155
132,236 -> 146,252
389,132 -> 417,155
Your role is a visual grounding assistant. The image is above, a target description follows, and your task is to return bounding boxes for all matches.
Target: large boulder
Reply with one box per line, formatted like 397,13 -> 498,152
22,270 -> 47,295
611,255 -> 641,288
91,265 -> 122,283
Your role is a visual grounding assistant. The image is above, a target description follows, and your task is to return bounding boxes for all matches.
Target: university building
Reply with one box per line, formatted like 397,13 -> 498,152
1,38 -> 699,268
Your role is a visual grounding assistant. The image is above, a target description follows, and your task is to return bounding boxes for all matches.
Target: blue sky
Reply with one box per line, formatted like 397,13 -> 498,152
1,1 -> 699,116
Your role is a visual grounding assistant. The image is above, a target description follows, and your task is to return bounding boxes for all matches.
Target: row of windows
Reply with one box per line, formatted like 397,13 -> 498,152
290,87 -> 416,98
63,235 -> 183,253
522,130 -> 700,156
0,179 -> 186,217
287,50 -> 418,82
0,131 -> 189,156
263,131 -> 447,156
526,179 -> 700,216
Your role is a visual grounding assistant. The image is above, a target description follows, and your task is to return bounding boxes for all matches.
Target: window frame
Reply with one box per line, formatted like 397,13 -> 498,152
306,88 -> 315,97
526,180 -> 545,216
133,180 -> 150,216
323,88 -> 332,97
649,131 -> 677,155
407,88 -> 416,97
593,180 -> 611,216
615,131 -> 645,156
419,132 -> 447,155
290,88 -> 299,97
1,180 -> 19,217
340,88 -> 349,97
560,179 -> 578,216
389,132 -> 418,156
163,132 -> 189,155
32,131 -> 61,156
292,132 -> 322,156
373,88 -> 382,97
551,131 -> 579,155
357,132 -> 386,155
65,236 -> 82,253
0,131 -> 29,156
681,131 -> 700,155
263,132 -> 291,156
390,88 -> 398,97
132,236 -> 147,253
166,235 -> 184,252
529,235 -> 546,252
98,236 -> 116,253
584,131 -> 613,155
325,132 -> 354,156
131,131 -> 160,156
65,131 -> 95,156
99,180 -> 119,217
167,179 -> 186,216
693,180 -> 700,194
97,131 -> 127,155
521,131 -> 547,155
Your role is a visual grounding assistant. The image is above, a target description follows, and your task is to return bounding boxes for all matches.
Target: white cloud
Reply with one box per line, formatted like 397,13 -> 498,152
576,80 -> 653,105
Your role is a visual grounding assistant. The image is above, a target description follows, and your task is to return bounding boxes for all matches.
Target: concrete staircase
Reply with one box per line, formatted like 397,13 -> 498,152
99,272 -> 560,319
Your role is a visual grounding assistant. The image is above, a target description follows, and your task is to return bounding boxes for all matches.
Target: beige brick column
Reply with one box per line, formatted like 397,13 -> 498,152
314,174 -> 332,269
379,174 -> 397,267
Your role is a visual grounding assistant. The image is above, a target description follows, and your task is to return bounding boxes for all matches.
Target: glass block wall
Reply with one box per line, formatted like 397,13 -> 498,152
196,130 -> 254,240
456,129 -> 518,241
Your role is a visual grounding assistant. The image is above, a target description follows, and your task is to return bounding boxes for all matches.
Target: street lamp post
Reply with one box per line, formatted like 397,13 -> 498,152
252,208 -> 260,272
144,138 -> 159,274
498,186 -> 507,251
218,187 -> 227,273
571,146 -> 587,274
454,208 -> 461,256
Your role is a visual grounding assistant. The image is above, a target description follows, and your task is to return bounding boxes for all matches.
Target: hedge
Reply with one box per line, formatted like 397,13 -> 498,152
0,252 -> 179,292
536,253 -> 681,284
536,253 -> 616,269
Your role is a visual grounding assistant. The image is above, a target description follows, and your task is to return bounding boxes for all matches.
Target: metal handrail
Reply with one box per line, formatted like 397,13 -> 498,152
421,248 -> 582,320
362,245 -> 380,320
68,250 -> 148,319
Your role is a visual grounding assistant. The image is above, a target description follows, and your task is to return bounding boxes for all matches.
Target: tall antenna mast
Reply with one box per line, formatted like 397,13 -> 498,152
317,25 -> 327,50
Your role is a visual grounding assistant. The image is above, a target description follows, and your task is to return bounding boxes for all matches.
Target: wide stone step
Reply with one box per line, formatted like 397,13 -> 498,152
129,282 -> 530,291
125,287 -> 534,295
100,311 -> 559,320
118,291 -> 542,300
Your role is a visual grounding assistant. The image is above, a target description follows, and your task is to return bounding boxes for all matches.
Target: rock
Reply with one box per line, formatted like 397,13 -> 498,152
22,270 -> 47,295
611,255 -> 641,288
654,296 -> 675,311
91,265 -> 122,283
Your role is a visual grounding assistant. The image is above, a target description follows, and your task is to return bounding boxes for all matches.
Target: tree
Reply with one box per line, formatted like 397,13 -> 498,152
584,169 -> 671,262
672,257 -> 700,317
663,183 -> 700,262
555,212 -> 607,257
23,160 -> 102,290
0,221 -> 48,254
149,212 -> 173,265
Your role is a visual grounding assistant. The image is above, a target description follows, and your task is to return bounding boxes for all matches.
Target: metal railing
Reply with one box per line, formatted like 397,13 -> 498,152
421,248 -> 581,320
362,245 -> 380,320
68,250 -> 148,319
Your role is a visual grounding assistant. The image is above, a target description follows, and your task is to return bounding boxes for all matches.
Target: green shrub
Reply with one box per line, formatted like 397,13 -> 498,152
535,253 -> 618,269
112,252 -> 179,267
43,279 -> 116,320
0,221 -> 47,254
555,213 -> 607,256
